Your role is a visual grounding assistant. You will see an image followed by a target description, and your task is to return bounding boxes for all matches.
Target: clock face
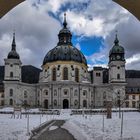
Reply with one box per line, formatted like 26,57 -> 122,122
117,55 -> 121,59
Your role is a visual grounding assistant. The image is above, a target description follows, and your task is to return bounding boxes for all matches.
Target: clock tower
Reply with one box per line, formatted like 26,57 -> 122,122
108,33 -> 125,83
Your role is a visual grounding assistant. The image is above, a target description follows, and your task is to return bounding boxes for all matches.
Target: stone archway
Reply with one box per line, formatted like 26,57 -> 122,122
63,99 -> 69,109
44,99 -> 48,109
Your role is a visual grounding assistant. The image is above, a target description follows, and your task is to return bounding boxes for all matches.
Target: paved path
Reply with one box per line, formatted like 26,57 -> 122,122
30,120 -> 76,140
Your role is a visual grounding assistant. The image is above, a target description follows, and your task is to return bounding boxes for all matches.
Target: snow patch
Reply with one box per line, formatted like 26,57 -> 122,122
49,126 -> 58,131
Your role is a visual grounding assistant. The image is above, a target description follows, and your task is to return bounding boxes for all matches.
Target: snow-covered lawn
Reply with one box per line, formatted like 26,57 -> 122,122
0,110 -> 140,140
0,114 -> 53,140
64,112 -> 140,140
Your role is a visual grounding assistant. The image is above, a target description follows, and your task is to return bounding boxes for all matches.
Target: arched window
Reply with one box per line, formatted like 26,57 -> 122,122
9,89 -> 13,97
44,90 -> 48,96
9,99 -> 13,105
83,100 -> 87,108
75,68 -> 79,82
63,67 -> 68,80
10,72 -> 13,78
52,67 -> 56,81
117,74 -> 120,79
44,99 -> 48,109
64,90 -> 68,96
54,90 -> 57,96
54,100 -> 57,106
83,90 -> 87,97
74,90 -> 78,96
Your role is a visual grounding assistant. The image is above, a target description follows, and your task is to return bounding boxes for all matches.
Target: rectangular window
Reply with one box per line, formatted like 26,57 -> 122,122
132,101 -> 136,108
125,101 -> 129,108
117,74 -> 120,79
132,95 -> 135,99
10,72 -> 13,78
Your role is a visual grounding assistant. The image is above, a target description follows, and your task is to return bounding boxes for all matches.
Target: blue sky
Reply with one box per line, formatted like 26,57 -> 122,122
0,0 -> 140,69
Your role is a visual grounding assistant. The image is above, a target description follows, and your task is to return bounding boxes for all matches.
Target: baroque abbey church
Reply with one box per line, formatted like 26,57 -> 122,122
0,14 -> 128,109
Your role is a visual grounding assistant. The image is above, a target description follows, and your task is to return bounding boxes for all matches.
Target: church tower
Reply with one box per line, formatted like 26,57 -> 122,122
4,32 -> 22,81
108,33 -> 125,83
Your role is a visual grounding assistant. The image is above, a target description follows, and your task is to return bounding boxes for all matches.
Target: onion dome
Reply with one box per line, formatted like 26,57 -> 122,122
7,32 -> 20,59
109,33 -> 125,62
43,13 -> 87,65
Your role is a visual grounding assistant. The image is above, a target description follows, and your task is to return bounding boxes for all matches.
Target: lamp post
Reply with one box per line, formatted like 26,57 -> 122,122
117,91 -> 121,119
27,109 -> 30,136
120,109 -> 124,139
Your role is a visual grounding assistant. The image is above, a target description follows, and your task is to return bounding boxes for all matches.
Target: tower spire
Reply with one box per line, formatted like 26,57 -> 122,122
12,31 -> 16,51
114,30 -> 119,45
63,13 -> 67,28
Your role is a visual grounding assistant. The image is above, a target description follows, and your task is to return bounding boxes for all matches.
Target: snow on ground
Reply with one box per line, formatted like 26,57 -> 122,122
0,114 -> 54,140
0,109 -> 140,140
63,112 -> 140,140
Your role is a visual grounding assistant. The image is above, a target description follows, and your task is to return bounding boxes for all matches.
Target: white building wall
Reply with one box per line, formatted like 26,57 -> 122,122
4,81 -> 36,107
4,59 -> 22,81
109,61 -> 125,83
40,62 -> 88,83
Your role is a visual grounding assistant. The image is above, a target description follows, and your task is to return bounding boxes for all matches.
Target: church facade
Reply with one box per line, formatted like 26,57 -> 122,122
3,14 -> 127,109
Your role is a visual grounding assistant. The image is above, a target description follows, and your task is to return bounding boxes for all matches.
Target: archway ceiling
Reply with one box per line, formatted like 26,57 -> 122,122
0,0 -> 140,21
113,0 -> 140,21
0,0 -> 25,18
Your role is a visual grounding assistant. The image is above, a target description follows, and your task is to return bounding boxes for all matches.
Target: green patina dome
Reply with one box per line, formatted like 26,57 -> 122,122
109,34 -> 125,62
109,35 -> 124,56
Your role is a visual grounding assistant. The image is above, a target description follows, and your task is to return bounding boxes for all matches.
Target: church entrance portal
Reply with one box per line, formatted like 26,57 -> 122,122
44,99 -> 48,109
63,99 -> 69,109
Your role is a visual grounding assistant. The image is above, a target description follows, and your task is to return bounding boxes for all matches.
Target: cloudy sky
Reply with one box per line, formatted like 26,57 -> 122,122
0,0 -> 140,70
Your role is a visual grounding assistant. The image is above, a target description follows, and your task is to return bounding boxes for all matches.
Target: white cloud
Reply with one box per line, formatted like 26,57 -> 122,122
75,43 -> 81,50
0,0 -> 140,70
126,54 -> 140,64
126,54 -> 140,70
0,0 -> 61,67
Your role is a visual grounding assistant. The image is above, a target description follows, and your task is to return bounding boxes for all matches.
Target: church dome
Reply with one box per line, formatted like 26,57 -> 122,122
43,13 -> 87,66
109,34 -> 124,56
7,33 -> 20,59
43,45 -> 87,65
8,50 -> 20,59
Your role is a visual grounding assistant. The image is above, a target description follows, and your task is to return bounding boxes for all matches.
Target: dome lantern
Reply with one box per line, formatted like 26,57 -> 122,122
57,13 -> 72,46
